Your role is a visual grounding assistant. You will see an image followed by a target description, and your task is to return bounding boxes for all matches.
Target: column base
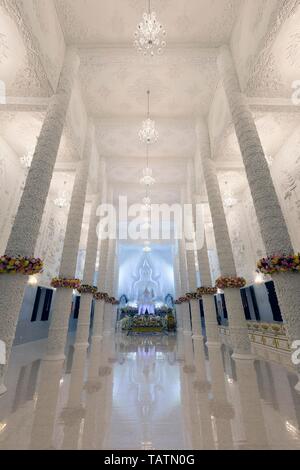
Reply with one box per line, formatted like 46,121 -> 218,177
74,342 -> 89,350
206,340 -> 221,349
231,352 -> 254,361
192,334 -> 204,341
43,353 -> 66,362
0,383 -> 7,396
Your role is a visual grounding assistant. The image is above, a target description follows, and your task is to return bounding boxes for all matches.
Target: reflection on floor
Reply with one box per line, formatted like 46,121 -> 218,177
0,332 -> 300,450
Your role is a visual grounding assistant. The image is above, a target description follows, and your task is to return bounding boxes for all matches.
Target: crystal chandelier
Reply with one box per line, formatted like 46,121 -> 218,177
140,167 -> 155,186
139,91 -> 158,144
134,0 -> 166,56
142,196 -> 151,211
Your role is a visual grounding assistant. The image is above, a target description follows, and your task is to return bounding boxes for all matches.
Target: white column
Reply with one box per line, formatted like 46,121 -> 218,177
197,230 -> 220,346
197,120 -> 252,359
178,239 -> 192,336
218,45 -> 300,375
103,238 -> 116,335
186,247 -> 203,339
0,48 -> 80,394
75,193 -> 101,348
45,122 -> 94,360
173,246 -> 183,330
93,238 -> 109,339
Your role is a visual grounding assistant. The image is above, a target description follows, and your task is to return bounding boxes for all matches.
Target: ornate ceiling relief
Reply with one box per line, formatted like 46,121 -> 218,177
0,0 -> 52,96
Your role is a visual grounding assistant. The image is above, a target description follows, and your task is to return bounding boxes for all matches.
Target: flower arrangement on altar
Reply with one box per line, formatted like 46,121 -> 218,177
77,284 -> 97,294
0,256 -> 43,275
197,286 -> 218,296
51,277 -> 81,289
257,254 -> 300,274
215,276 -> 246,289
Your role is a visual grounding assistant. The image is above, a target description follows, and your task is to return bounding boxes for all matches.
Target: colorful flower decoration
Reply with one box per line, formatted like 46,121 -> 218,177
51,278 -> 81,289
93,292 -> 107,301
197,286 -> 218,296
257,254 -> 300,275
0,256 -> 43,275
178,296 -> 188,303
77,284 -> 97,295
186,292 -> 202,300
215,276 -> 246,289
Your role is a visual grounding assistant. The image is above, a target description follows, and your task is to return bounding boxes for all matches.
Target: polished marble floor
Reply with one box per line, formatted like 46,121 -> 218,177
0,332 -> 300,450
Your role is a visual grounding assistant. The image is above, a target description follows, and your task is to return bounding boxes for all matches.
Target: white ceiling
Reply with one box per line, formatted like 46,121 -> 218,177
1,0 -> 300,207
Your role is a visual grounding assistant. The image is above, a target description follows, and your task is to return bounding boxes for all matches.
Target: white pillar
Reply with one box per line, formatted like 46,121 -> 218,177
178,239 -> 192,336
198,121 -> 252,359
75,193 -> 101,348
173,246 -> 183,330
93,238 -> 109,339
197,231 -> 220,346
218,45 -> 300,373
103,238 -> 116,335
0,48 -> 80,393
45,122 -> 94,360
186,247 -> 203,339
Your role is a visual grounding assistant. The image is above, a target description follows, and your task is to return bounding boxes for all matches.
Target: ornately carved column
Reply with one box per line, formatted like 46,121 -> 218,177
197,231 -> 220,346
0,48 -> 80,394
197,120 -> 252,359
75,193 -> 101,348
218,46 -> 300,377
45,122 -> 94,360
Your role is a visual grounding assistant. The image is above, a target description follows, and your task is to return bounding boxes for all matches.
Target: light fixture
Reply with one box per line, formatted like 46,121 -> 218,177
140,167 -> 155,186
20,149 -> 34,169
134,0 -> 166,56
139,90 -> 158,145
223,182 -> 238,208
255,272 -> 265,284
28,275 -> 38,287
143,246 -> 152,253
223,196 -> 238,208
54,181 -> 69,209
265,154 -> 273,167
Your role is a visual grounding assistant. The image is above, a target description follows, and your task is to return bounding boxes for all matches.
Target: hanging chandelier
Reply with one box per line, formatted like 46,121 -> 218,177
139,90 -> 158,145
142,196 -> 151,211
140,167 -> 155,186
134,0 -> 166,56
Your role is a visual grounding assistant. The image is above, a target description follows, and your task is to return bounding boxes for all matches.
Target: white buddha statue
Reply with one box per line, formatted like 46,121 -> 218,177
132,259 -> 160,314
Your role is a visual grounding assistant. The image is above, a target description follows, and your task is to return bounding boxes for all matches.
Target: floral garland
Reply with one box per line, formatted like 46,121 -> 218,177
51,278 -> 81,289
186,292 -> 202,300
178,296 -> 188,303
257,254 -> 300,275
77,284 -> 97,295
215,276 -> 246,289
0,256 -> 43,275
197,286 -> 217,296
93,292 -> 107,301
